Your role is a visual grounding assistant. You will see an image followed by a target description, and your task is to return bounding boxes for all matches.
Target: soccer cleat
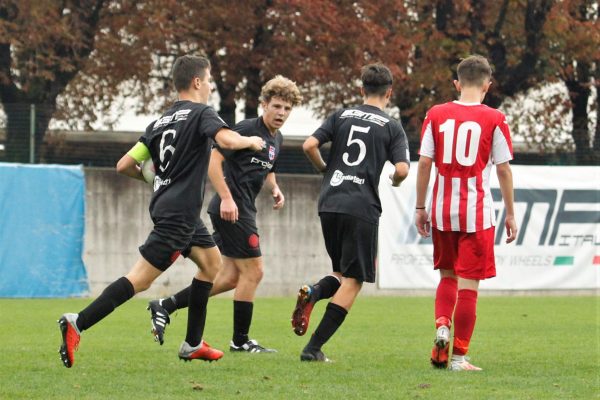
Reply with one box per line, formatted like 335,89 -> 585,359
178,341 -> 224,362
292,285 -> 315,336
300,347 -> 331,362
58,313 -> 81,368
147,300 -> 170,345
430,325 -> 450,369
449,356 -> 482,371
230,339 -> 277,353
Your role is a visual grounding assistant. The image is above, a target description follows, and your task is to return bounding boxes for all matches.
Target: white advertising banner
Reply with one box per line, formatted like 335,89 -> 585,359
378,164 -> 600,290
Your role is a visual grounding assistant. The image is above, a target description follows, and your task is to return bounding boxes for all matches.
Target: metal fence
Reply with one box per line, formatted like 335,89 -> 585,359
0,103 -> 597,170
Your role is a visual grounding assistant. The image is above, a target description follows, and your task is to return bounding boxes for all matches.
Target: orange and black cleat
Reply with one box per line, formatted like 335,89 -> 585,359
291,285 -> 315,336
58,313 -> 81,368
430,325 -> 450,369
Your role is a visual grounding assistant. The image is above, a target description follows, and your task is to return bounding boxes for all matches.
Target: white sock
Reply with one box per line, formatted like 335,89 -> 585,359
452,355 -> 465,363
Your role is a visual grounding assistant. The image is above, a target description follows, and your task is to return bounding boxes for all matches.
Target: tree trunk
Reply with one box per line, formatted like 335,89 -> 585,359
217,86 -> 237,126
244,0 -> 273,120
244,66 -> 261,119
594,79 -> 599,153
565,64 -> 593,165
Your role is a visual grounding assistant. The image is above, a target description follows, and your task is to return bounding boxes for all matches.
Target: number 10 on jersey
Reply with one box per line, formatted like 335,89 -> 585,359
439,119 -> 481,167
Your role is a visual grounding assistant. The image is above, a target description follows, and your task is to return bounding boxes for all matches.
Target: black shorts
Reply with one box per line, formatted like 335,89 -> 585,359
139,218 -> 216,271
210,214 -> 261,259
319,212 -> 378,283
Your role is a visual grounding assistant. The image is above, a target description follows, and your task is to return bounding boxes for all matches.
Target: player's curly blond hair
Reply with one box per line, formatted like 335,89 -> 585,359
260,75 -> 303,106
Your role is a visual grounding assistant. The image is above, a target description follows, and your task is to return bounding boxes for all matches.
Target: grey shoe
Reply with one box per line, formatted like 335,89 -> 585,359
300,347 -> 331,362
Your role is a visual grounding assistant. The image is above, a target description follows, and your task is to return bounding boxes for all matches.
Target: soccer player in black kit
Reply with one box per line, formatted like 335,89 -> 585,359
146,76 -> 302,353
292,63 -> 410,362
57,55 -> 265,368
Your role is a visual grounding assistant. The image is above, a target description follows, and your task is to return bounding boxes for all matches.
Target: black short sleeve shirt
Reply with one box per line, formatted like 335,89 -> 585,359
140,101 -> 228,223
313,104 -> 410,224
207,117 -> 283,220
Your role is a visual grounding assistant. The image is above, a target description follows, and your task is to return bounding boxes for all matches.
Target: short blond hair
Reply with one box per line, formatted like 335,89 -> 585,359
260,75 -> 303,106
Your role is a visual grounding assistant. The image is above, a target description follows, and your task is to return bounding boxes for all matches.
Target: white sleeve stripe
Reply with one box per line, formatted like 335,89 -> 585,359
419,122 -> 435,157
492,126 -> 512,164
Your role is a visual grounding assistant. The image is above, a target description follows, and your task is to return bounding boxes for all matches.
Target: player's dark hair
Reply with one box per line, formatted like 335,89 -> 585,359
361,63 -> 393,96
172,55 -> 211,92
457,55 -> 492,87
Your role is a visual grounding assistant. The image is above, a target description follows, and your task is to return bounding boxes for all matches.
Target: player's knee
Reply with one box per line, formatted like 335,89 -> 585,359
198,256 -> 222,279
222,273 -> 239,289
128,276 -> 153,293
251,266 -> 263,284
204,264 -> 221,281
244,261 -> 264,283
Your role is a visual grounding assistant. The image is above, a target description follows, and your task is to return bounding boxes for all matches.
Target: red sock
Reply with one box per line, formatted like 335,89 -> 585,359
452,289 -> 478,356
435,277 -> 457,328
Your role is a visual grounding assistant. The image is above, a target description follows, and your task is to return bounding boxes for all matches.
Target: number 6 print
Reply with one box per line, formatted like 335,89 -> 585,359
439,119 -> 481,166
159,129 -> 177,172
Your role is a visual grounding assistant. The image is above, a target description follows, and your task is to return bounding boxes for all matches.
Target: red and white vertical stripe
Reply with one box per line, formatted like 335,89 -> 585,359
430,163 -> 496,232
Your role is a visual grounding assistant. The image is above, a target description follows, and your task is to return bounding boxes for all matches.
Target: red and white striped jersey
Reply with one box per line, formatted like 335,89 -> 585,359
419,101 -> 513,232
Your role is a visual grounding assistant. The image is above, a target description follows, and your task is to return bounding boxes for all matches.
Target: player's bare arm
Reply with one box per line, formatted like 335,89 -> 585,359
496,161 -> 517,243
266,172 -> 285,210
116,154 -> 145,181
215,128 -> 265,151
415,155 -> 433,237
208,149 -> 238,223
302,136 -> 327,173
390,161 -> 410,187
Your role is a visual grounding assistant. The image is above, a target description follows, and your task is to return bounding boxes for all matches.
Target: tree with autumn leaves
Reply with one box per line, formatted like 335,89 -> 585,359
0,0 -> 597,164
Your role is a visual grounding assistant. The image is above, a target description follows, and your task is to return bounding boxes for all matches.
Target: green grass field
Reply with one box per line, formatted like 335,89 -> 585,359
1,296 -> 598,399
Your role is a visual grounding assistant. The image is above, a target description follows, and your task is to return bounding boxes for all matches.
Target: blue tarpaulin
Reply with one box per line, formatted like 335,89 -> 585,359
0,163 -> 89,297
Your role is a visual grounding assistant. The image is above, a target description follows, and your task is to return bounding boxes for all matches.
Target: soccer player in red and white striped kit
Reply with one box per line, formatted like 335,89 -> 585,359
415,55 -> 518,371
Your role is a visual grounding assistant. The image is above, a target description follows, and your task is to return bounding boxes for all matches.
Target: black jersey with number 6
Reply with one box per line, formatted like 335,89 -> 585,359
313,104 -> 410,224
140,100 -> 228,222
207,116 -> 283,220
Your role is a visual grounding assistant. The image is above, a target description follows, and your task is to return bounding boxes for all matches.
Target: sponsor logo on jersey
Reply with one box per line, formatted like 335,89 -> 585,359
268,145 -> 276,161
153,176 -> 172,191
330,170 -> 365,186
153,109 -> 191,129
251,157 -> 273,170
340,109 -> 389,126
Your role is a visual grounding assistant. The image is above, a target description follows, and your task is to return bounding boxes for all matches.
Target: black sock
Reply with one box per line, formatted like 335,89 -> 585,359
160,286 -> 191,314
313,275 -> 341,302
232,300 -> 253,346
185,278 -> 213,347
77,277 -> 135,331
305,302 -> 348,351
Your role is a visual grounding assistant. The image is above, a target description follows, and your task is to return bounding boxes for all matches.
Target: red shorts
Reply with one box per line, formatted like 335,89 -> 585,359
431,227 -> 496,280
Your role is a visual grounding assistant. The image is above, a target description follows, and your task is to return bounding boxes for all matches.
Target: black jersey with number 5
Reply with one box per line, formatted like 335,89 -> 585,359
313,104 -> 410,224
139,100 -> 228,222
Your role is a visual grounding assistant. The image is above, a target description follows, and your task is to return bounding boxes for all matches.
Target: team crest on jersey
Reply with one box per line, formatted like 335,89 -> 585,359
268,145 -> 276,160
